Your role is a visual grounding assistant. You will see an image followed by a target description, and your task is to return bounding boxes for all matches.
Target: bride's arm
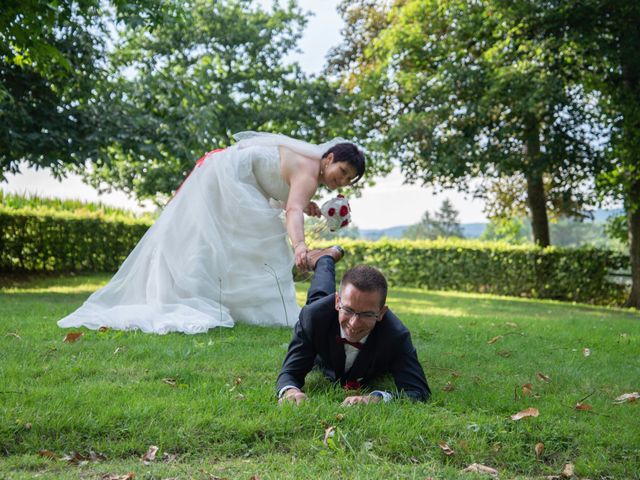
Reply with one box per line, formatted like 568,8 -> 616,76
285,171 -> 318,271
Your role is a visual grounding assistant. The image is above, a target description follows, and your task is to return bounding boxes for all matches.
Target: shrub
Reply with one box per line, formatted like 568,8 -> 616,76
310,239 -> 629,306
0,208 -> 628,305
0,207 -> 151,272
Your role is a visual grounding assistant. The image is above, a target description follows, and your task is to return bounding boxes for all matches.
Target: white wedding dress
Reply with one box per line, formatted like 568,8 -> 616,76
58,132 -> 342,334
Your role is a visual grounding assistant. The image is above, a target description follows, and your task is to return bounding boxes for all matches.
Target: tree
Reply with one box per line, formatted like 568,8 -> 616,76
404,199 -> 464,240
480,217 -> 530,245
330,0 -> 606,247
495,0 -> 640,307
0,0 -> 159,179
79,0 -> 346,202
575,2 -> 640,308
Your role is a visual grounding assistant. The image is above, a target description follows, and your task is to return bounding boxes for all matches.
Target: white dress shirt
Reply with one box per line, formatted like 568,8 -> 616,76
278,327 -> 392,402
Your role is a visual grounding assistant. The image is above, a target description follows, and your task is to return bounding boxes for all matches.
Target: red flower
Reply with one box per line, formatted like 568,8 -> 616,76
328,208 -> 336,217
343,380 -> 361,390
341,219 -> 349,227
340,205 -> 349,216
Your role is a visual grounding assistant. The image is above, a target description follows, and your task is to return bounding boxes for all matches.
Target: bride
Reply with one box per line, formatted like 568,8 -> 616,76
57,132 -> 365,334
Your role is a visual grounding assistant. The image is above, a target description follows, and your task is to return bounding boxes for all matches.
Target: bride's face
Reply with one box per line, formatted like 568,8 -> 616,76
323,154 -> 358,190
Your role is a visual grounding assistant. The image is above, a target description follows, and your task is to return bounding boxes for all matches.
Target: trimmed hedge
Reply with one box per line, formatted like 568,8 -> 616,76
311,239 -> 629,306
0,208 -> 151,272
0,208 -> 629,305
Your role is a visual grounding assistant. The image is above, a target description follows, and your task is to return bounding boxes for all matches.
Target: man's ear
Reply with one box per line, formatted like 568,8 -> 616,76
378,305 -> 389,322
335,292 -> 340,311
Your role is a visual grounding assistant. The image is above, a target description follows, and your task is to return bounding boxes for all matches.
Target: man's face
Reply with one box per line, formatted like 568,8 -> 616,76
335,283 -> 388,342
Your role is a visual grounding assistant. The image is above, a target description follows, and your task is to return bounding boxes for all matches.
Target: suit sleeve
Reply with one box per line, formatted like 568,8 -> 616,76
389,331 -> 431,402
275,315 -> 317,395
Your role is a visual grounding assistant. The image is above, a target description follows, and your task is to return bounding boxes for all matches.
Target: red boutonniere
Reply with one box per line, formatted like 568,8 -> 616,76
343,380 -> 362,391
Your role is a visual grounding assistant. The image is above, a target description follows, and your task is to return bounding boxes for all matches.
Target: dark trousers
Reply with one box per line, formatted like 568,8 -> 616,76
305,256 -> 339,379
305,256 -> 337,306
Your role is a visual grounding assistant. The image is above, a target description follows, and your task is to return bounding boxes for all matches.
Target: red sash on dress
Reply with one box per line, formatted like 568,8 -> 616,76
174,148 -> 225,195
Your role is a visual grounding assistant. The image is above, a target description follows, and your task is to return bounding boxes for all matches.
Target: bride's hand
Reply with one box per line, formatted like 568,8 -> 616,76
294,242 -> 309,271
303,201 -> 321,218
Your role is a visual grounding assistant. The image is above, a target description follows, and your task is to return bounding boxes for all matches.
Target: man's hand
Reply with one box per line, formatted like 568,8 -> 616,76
341,394 -> 382,406
279,387 -> 308,406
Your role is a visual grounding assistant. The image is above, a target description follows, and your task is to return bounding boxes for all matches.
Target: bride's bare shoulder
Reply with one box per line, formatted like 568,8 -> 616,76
279,146 -> 319,177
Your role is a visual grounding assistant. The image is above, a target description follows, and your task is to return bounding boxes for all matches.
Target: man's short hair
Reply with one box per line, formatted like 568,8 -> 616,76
340,265 -> 388,306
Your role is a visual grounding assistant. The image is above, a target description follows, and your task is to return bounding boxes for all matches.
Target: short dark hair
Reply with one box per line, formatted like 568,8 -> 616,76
322,142 -> 365,184
340,265 -> 387,306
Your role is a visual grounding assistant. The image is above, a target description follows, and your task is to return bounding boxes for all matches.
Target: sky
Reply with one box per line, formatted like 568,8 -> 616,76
2,0 -> 487,229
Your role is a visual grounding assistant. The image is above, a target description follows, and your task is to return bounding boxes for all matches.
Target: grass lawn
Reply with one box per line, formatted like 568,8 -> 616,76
1,274 -> 639,479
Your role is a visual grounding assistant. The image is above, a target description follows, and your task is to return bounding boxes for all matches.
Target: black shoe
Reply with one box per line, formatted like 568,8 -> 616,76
306,246 -> 345,270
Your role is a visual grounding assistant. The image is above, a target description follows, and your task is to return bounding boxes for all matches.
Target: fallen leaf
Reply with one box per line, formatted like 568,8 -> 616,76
249,476 -> 261,480
510,407 -> 539,421
101,474 -> 135,480
335,413 -> 345,422
90,450 -> 107,462
488,335 -> 503,344
63,332 -> 83,343
438,441 -> 455,456
536,372 -> 551,383
114,346 -> 123,355
535,442 -> 544,458
234,377 -> 242,386
461,463 -> 499,478
582,347 -> 591,357
613,392 -> 640,404
98,326 -> 109,332
323,426 -> 335,446
62,451 -> 88,465
497,349 -> 512,357
443,382 -> 455,392
561,462 -> 574,478
506,322 -> 518,328
522,383 -> 534,396
6,332 -> 22,340
141,445 -> 159,464
24,422 -> 32,430
575,402 -> 592,411
38,450 -> 57,459
492,443 -> 501,453
162,452 -> 177,463
451,371 -> 461,378
162,378 -> 177,387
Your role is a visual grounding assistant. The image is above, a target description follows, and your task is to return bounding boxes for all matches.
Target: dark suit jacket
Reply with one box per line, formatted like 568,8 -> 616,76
276,295 -> 430,402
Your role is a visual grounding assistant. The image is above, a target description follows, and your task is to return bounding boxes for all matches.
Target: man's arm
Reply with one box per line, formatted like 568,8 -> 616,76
388,331 -> 431,402
276,317 -> 317,396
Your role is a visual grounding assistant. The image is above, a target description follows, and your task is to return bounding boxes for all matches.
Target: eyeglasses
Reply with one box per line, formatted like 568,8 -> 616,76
337,297 -> 380,322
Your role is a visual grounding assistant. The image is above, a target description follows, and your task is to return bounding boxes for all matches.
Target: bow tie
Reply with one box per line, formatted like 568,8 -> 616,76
336,335 -> 364,349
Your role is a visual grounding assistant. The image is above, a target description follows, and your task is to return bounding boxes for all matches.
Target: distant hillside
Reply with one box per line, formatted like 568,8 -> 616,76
360,222 -> 486,240
462,223 -> 486,238
360,225 -> 408,240
358,208 -> 624,241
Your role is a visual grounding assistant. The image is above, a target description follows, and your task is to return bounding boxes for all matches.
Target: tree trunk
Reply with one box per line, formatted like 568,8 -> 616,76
620,14 -> 640,308
624,179 -> 640,308
524,116 -> 550,248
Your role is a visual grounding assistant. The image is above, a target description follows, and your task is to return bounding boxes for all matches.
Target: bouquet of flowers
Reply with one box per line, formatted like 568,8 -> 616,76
321,195 -> 351,232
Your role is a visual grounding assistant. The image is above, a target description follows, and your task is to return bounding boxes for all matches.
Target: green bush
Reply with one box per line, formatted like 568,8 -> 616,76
0,208 -> 628,305
0,190 -> 155,221
311,239 -> 629,306
0,207 -> 151,272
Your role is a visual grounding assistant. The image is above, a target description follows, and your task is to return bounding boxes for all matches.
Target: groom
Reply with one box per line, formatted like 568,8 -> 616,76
277,246 -> 430,405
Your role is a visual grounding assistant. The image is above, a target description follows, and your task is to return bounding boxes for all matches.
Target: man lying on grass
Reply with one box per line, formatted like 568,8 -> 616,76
277,246 -> 430,405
